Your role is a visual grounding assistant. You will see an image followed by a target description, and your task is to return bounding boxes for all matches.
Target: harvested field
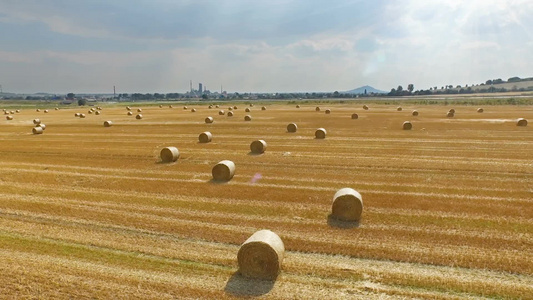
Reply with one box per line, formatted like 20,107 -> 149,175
0,103 -> 532,299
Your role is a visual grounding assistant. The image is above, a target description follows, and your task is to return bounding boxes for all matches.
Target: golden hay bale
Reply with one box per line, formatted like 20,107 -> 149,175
36,109 -> 40,112
233,105 -> 238,109
296,105 -> 300,108
249,103 -> 254,107
33,119 -> 41,125
208,105 -> 213,109
127,111 -> 133,116
16,110 -> 20,113
261,106 -> 267,111
363,105 -> 369,110
331,188 -> 363,222
136,114 -> 143,119
237,229 -> 284,280
199,131 -> 213,143
325,109 -> 331,114
44,109 -> 49,113
169,105 -> 173,108
446,112 -> 454,118
191,108 -> 196,112
32,127 -> 43,135
183,106 -> 188,110
244,115 -> 252,121
402,121 -> 412,130
160,146 -> 180,162
55,107 -> 59,110
36,123 -> 46,130
315,106 -> 320,111
159,105 -> 163,108
212,160 -> 235,181
517,118 -> 528,126
137,108 -> 142,112
448,108 -> 455,114
351,113 -> 359,119
215,105 -> 220,108
245,108 -> 251,112
97,107 -> 102,110
10,111 -> 14,114
95,111 -> 101,115
227,111 -> 234,117
126,106 -> 131,110
75,113 -> 80,117
6,116 -> 13,120
3,111 -> 7,115
412,110 -> 419,116
315,128 -> 327,139
397,106 -> 402,111
88,110 -> 93,114
250,140 -> 267,154
90,108 -> 96,111
80,114 -> 86,118
287,123 -> 298,133
205,116 -> 214,124
477,108 -> 484,113
103,121 -> 113,127
218,110 -> 225,115
228,107 -> 233,111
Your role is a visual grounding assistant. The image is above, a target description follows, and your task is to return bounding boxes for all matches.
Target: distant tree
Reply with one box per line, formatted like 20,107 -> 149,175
78,99 -> 87,106
486,79 -> 493,85
508,77 -> 521,82
397,85 -> 403,92
493,78 -> 504,84
456,85 -> 461,88
333,91 -> 340,97
67,93 -> 75,100
434,86 -> 437,90
407,84 -> 414,93
388,88 -> 396,96
201,94 -> 208,100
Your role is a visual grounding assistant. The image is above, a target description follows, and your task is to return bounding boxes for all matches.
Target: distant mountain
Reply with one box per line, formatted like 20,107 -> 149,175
344,85 -> 387,94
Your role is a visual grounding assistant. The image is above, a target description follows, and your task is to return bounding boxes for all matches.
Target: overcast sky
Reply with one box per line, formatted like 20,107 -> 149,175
0,0 -> 532,94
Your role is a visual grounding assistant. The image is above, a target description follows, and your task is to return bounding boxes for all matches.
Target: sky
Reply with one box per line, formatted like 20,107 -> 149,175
0,0 -> 532,94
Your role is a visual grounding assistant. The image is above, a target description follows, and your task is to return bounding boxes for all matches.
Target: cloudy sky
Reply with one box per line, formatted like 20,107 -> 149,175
0,0 -> 532,94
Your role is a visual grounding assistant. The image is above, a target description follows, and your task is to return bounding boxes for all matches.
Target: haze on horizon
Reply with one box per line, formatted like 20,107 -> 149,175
0,0 -> 531,94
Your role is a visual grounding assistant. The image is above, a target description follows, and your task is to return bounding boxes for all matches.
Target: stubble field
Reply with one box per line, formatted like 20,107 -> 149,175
0,102 -> 532,299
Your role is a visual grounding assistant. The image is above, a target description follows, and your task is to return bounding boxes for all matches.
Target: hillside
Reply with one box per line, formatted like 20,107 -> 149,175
344,85 -> 387,94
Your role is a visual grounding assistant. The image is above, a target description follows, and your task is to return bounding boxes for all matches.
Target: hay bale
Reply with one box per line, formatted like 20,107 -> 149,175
127,111 -> 133,116
315,128 -> 327,139
209,105 -> 213,109
261,106 -> 267,111
250,140 -> 267,154
6,115 -> 13,120
80,114 -> 86,118
228,107 -> 233,111
233,106 -> 238,109
183,106 -> 188,110
245,108 -> 251,112
199,131 -> 212,143
103,121 -> 113,127
412,110 -> 419,116
3,111 -> 7,115
36,123 -> 46,130
10,111 -> 14,114
315,106 -> 320,111
363,105 -> 369,110
136,114 -> 143,119
169,105 -> 173,108
249,103 -> 254,107
36,109 -> 40,112
448,108 -> 455,114
296,105 -> 300,108
33,119 -> 41,125
218,110 -> 225,115
397,107 -> 402,111
191,108 -> 196,112
351,113 -> 359,119
97,107 -> 102,110
159,105 -> 163,108
331,188 -> 363,222
88,110 -> 93,114
212,160 -> 235,181
287,123 -> 298,133
126,106 -> 131,110
205,117 -> 214,124
75,113 -> 80,117
237,229 -> 284,280
446,112 -> 454,118
90,108 -> 96,111
16,110 -> 20,113
160,146 -> 179,162
325,109 -> 331,114
244,115 -> 252,121
227,111 -> 234,117
402,121 -> 412,130
55,107 -> 59,110
215,105 -> 220,108
32,127 -> 43,134
477,108 -> 484,113
137,108 -> 142,112
517,118 -> 528,126
44,109 -> 49,113
95,111 -> 101,115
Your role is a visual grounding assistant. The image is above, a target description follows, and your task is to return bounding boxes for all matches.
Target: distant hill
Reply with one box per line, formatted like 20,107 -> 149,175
344,85 -> 387,94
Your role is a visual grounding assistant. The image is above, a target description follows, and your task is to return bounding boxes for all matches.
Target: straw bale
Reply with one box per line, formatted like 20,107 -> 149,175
315,106 -> 320,111
403,121 -> 412,130
244,115 -> 252,121
296,105 -> 300,108
517,118 -> 528,126
36,124 -> 46,130
36,109 -> 40,112
446,112 -> 454,118
237,229 -> 284,280
234,106 -> 238,109
95,111 -> 101,115
55,107 -> 59,110
205,117 -> 214,124
219,110 -> 225,115
325,109 -> 331,114
88,110 -> 93,114
159,105 -> 163,108
160,147 -> 180,162
477,108 -> 484,113
397,107 -> 402,111
261,106 -> 267,111
245,108 -> 251,112
412,110 -> 419,116
448,108 -> 455,114
6,116 -> 13,120
191,108 -> 196,112
363,105 -> 369,110
33,119 -> 41,125
103,121 -> 113,127
127,111 -> 133,116
351,113 -> 359,119
32,127 -> 43,134
287,123 -> 298,133
136,114 -> 143,119
183,106 -> 188,110
126,106 -> 131,110
227,111 -> 234,117
315,128 -> 327,139
80,114 -> 86,118
331,188 -> 363,222
249,104 -> 254,107
228,107 -> 233,111
250,139 -> 267,154
75,113 -> 80,117
212,160 -> 235,181
216,105 -> 220,108
199,131 -> 212,143
137,108 -> 142,112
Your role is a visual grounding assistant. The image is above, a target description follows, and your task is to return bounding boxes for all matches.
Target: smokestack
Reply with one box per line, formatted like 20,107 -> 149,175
113,86 -> 116,97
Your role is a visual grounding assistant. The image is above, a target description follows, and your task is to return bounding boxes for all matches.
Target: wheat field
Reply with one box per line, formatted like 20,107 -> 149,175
0,102 -> 532,299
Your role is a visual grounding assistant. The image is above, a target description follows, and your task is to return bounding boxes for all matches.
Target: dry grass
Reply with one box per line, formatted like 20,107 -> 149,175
0,103 -> 531,299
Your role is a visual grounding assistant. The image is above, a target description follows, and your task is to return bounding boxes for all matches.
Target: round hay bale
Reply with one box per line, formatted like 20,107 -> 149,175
199,131 -> 212,143
477,108 -> 484,113
80,114 -> 86,118
208,105 -> 213,109
249,103 -> 254,107
446,112 -> 454,118
160,146 -> 179,163
215,105 -> 220,108
227,111 -> 234,117
397,106 -> 402,111
218,110 -> 225,115
16,110 -> 20,113
325,109 -> 331,114
137,108 -> 142,112
36,123 -> 46,130
95,111 -> 101,115
10,111 -> 14,114
402,121 -> 412,130
237,229 -> 284,280
6,115 -> 13,120
205,117 -> 214,124
44,109 -> 49,113
88,110 -> 93,114
159,105 -> 163,108
74,113 -> 80,117
32,127 -> 43,134
412,110 -> 419,116
55,107 -> 59,110
287,123 -> 298,133
126,106 -> 131,110
228,107 -> 233,111
127,111 -> 133,116
191,108 -> 196,112
97,107 -> 102,110
331,188 -> 363,222
296,105 -> 300,108
448,108 -> 455,114
517,118 -> 528,126
212,160 -> 235,181
103,121 -> 113,127
351,113 -> 359,119
261,106 -> 267,111
3,111 -> 7,115
315,106 -> 320,112
33,119 -> 41,125
315,128 -> 327,139
250,140 -> 267,154
90,108 -> 96,111
363,105 -> 369,110
233,106 -> 238,109
183,106 -> 188,110
135,114 -> 143,119
169,105 -> 173,108
245,108 -> 251,112
244,115 -> 252,121
36,109 -> 40,112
